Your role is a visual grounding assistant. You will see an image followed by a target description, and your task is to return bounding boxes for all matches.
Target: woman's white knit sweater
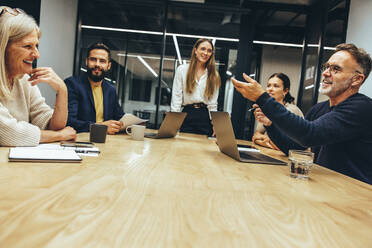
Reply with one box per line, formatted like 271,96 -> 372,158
0,75 -> 53,146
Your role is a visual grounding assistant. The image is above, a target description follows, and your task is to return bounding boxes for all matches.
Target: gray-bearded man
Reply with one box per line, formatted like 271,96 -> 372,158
232,43 -> 372,184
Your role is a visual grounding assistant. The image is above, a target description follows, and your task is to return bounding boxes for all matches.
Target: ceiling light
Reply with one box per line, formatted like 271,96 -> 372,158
82,25 -> 337,50
173,35 -> 182,65
118,54 -> 175,61
104,77 -> 114,83
137,56 -> 158,77
170,0 -> 205,3
253,40 -> 302,48
82,25 -> 163,36
169,32 -> 239,42
308,44 -> 336,50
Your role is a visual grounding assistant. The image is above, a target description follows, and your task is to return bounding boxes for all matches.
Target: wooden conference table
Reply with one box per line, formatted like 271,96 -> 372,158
0,132 -> 371,248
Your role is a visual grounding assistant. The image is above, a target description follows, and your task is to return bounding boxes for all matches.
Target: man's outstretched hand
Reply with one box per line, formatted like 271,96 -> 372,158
231,73 -> 265,102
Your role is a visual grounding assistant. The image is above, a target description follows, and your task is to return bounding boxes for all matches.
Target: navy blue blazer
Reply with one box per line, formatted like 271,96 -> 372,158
64,74 -> 125,133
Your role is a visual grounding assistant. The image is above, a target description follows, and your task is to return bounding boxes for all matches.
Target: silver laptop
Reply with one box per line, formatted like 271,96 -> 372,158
211,111 -> 286,165
145,112 -> 187,139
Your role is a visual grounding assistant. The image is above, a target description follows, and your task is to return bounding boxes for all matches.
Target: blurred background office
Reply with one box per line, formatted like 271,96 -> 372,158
6,0 -> 372,140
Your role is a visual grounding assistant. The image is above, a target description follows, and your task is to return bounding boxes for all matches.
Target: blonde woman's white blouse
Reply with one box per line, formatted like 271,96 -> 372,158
171,64 -> 219,112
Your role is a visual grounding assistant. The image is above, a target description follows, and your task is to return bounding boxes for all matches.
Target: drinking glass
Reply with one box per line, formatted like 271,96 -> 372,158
288,150 -> 314,179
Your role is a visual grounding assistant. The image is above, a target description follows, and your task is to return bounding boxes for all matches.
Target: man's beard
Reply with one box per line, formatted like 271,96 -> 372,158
319,78 -> 352,98
87,67 -> 107,82
319,81 -> 332,96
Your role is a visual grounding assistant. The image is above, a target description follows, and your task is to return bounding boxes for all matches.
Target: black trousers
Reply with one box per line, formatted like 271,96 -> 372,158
181,105 -> 213,136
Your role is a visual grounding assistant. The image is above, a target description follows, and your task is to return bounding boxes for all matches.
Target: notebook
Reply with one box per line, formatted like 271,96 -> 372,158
8,147 -> 82,163
210,111 -> 286,165
145,112 -> 187,139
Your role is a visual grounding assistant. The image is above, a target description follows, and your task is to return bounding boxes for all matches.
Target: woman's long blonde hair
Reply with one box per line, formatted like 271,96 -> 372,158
186,38 -> 221,100
0,6 -> 40,99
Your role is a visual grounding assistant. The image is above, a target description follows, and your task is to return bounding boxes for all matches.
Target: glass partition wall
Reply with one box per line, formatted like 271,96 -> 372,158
76,0 -> 241,129
298,0 -> 350,114
75,0 -> 350,138
77,1 -> 165,128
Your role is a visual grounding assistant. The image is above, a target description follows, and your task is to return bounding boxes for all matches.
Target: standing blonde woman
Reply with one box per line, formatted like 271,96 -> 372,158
171,38 -> 221,136
0,6 -> 76,146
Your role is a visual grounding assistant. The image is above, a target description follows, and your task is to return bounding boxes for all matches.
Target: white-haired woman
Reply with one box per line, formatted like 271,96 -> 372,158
0,6 -> 76,146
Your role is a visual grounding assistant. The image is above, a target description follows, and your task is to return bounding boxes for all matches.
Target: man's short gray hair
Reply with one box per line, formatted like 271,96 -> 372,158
336,43 -> 372,83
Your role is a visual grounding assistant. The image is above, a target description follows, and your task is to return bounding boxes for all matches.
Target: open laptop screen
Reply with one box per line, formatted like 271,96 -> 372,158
211,111 -> 286,165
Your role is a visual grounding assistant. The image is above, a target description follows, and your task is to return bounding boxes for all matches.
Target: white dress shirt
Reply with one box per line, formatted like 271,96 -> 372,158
171,64 -> 219,112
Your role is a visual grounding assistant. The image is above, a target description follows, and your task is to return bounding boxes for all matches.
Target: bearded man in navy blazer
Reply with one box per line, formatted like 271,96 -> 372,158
65,43 -> 125,134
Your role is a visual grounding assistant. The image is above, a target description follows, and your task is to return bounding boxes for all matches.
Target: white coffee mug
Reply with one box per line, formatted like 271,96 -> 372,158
126,125 -> 145,141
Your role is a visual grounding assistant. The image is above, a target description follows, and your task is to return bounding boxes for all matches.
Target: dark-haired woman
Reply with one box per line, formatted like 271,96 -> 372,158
252,73 -> 303,150
171,38 -> 221,136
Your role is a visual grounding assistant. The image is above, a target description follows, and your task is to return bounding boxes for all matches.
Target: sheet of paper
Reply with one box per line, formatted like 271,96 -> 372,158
119,113 -> 148,130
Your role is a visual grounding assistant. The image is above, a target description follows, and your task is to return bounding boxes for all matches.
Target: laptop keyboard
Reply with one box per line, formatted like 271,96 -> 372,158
239,150 -> 286,165
239,151 -> 256,159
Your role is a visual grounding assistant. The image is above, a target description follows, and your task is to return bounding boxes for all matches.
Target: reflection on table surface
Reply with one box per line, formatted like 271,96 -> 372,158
0,132 -> 371,248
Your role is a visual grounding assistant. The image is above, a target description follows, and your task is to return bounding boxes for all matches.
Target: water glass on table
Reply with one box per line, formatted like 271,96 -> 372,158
288,150 -> 314,179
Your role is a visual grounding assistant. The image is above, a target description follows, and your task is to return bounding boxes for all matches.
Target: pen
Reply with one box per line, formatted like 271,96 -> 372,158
75,150 -> 100,154
248,107 -> 256,112
61,143 -> 93,148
